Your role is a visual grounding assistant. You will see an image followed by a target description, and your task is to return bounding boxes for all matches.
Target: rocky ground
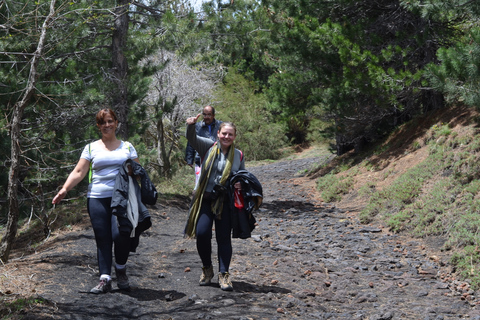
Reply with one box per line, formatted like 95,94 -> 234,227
3,155 -> 480,319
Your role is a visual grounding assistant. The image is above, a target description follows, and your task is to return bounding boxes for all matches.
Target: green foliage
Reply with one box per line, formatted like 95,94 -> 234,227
316,166 -> 356,203
417,0 -> 480,109
213,69 -> 287,161
451,245 -> 480,289
316,173 -> 355,203
156,164 -> 195,199
430,123 -> 452,137
0,0 -> 166,238
1,296 -> 48,315
346,114 -> 480,288
261,0 -> 451,150
387,178 -> 458,235
427,27 -> 480,107
359,153 -> 441,223
358,182 -> 377,198
188,0 -> 274,86
176,0 -> 454,151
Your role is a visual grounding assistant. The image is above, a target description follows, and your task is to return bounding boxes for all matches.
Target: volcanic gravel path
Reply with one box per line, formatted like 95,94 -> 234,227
8,156 -> 480,319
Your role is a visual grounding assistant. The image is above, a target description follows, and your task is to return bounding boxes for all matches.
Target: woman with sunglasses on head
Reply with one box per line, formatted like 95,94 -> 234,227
52,108 -> 140,294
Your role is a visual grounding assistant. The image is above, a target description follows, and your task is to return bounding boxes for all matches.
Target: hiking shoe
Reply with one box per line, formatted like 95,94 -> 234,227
199,266 -> 214,286
218,272 -> 233,291
115,267 -> 130,290
90,278 -> 112,294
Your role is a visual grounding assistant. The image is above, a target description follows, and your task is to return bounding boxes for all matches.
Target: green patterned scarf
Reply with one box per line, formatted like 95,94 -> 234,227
185,142 -> 234,238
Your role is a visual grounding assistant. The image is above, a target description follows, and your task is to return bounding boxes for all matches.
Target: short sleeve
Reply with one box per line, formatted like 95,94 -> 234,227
126,141 -> 138,159
80,144 -> 92,161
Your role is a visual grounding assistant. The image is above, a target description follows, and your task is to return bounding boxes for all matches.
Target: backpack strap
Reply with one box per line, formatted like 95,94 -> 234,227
88,143 -> 93,183
88,141 -> 131,183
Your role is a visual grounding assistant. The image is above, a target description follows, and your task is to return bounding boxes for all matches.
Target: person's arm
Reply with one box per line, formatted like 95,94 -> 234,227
52,158 -> 90,204
186,114 -> 215,159
126,141 -> 140,164
239,156 -> 246,170
236,154 -> 246,189
185,142 -> 195,167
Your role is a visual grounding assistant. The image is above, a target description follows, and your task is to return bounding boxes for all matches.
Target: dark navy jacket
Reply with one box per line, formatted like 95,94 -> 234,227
111,159 -> 157,251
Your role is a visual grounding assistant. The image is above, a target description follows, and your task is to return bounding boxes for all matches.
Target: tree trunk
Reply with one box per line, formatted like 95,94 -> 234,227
0,0 -> 56,263
112,0 -> 130,141
2,107 -> 22,263
156,117 -> 172,178
156,117 -> 165,169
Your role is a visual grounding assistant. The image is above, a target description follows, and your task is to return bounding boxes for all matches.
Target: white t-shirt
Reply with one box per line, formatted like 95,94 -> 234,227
81,140 -> 138,198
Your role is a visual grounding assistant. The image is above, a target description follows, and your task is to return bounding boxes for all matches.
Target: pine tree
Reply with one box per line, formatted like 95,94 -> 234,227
420,0 -> 480,107
262,0 -> 452,153
0,0 -> 167,261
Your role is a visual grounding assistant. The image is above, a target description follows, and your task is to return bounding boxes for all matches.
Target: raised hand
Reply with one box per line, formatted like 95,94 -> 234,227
186,113 -> 201,125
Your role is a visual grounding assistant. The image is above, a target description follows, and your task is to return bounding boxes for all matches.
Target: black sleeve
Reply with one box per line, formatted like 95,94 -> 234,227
185,142 -> 195,165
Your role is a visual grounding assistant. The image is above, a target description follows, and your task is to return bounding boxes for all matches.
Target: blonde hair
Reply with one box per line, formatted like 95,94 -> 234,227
219,122 -> 237,134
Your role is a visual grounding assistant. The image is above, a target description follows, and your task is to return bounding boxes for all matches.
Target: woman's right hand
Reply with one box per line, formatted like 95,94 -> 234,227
51,158 -> 90,205
52,188 -> 67,204
186,114 -> 201,125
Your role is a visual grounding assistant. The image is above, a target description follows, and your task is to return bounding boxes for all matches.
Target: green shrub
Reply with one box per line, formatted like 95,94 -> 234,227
358,182 -> 377,197
412,140 -> 421,150
212,69 -> 287,161
431,123 -> 451,138
156,165 -> 195,199
451,245 -> 480,289
0,296 -> 48,318
360,156 -> 440,223
448,210 -> 480,248
380,178 -> 458,235
316,173 -> 354,203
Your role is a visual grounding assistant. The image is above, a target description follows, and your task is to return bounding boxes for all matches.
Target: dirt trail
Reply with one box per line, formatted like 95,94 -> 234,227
2,156 -> 480,319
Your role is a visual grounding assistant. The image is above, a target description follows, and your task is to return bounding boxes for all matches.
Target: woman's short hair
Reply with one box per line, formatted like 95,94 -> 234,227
96,108 -> 117,125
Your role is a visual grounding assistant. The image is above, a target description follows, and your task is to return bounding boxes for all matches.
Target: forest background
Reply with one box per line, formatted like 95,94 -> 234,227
3,0 -> 480,299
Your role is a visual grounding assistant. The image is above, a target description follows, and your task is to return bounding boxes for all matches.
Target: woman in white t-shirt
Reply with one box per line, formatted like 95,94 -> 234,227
52,108 -> 139,294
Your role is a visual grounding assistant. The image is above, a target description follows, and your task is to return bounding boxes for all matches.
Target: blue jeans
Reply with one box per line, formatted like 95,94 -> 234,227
196,198 -> 232,273
87,198 -> 131,276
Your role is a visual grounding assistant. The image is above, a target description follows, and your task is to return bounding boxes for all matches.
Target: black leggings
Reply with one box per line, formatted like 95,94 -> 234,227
87,197 -> 131,276
195,198 -> 232,273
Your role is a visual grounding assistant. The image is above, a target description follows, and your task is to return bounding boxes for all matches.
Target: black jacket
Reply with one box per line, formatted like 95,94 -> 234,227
229,170 -> 263,239
111,159 -> 157,251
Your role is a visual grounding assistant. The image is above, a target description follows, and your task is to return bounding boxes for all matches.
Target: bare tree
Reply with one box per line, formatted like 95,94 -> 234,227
1,0 -> 57,263
146,50 -> 222,176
